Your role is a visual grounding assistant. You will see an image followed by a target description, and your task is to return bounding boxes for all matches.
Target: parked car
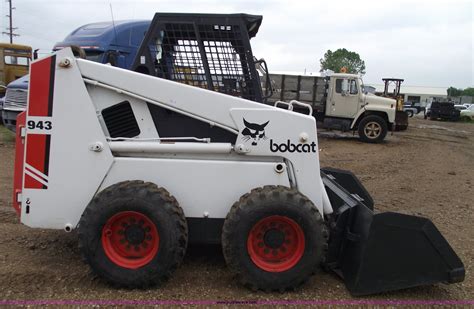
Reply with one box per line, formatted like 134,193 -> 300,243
1,75 -> 28,132
403,104 -> 417,117
429,101 -> 460,121
403,101 -> 424,114
454,105 -> 467,111
462,103 -> 472,108
460,105 -> 474,121
424,102 -> 432,119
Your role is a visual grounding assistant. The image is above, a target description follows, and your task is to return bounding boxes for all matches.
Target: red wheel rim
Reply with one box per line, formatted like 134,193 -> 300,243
247,215 -> 305,272
102,211 -> 159,269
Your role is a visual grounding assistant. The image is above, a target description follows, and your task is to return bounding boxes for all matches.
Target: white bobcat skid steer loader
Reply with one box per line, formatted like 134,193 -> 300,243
12,48 -> 464,295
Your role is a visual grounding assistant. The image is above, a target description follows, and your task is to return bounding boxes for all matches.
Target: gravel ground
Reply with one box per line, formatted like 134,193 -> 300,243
0,116 -> 472,305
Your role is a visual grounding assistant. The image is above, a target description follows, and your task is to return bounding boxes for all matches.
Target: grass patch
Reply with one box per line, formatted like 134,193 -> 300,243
459,116 -> 474,124
0,124 -> 15,143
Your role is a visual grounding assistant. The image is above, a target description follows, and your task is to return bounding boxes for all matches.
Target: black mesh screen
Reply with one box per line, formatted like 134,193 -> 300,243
134,13 -> 263,102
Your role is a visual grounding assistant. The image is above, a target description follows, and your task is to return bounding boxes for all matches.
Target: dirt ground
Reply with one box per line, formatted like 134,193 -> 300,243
0,116 -> 472,304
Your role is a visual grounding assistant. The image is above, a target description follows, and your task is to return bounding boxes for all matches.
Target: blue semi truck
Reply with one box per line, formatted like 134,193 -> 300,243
2,20 -> 150,131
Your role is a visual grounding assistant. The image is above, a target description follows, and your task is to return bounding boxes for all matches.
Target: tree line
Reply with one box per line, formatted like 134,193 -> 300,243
447,87 -> 474,97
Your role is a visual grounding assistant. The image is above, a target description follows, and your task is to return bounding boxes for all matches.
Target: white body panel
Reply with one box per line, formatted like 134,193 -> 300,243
19,48 -> 333,230
350,95 -> 397,129
230,108 -> 326,215
21,52 -> 114,229
77,59 -> 271,132
100,158 -> 291,219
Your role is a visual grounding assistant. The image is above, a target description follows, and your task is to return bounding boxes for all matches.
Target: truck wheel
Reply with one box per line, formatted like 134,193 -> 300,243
406,110 -> 414,117
78,180 -> 188,288
358,115 -> 388,143
222,186 -> 328,291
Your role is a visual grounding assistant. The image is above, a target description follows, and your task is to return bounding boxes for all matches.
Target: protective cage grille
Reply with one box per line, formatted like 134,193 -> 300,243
135,14 -> 263,102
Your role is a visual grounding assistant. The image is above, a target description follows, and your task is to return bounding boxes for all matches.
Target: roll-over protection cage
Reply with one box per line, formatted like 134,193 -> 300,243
131,13 -> 265,103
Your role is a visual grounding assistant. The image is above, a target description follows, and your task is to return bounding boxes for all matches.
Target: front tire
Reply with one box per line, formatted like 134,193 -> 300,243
358,115 -> 388,143
78,180 -> 188,288
222,186 -> 328,291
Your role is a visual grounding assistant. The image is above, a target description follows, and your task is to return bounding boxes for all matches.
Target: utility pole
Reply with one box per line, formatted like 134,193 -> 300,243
2,0 -> 19,43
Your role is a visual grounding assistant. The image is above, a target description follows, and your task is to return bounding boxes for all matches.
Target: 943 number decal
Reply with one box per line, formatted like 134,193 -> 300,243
27,120 -> 52,130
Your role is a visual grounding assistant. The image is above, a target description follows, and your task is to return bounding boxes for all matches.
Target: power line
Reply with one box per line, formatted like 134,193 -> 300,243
2,0 -> 19,43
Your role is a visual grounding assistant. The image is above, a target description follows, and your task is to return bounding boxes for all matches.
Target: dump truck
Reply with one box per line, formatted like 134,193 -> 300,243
264,73 -> 399,142
12,47 -> 464,295
131,13 -> 401,143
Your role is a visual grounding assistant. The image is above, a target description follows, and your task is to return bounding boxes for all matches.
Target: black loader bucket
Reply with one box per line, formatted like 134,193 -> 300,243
321,168 -> 465,296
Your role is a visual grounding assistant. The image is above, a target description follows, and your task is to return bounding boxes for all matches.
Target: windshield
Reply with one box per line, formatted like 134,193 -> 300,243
4,55 -> 30,66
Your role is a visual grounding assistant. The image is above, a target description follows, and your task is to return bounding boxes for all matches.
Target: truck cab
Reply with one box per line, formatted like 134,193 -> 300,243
0,43 -> 32,95
53,20 -> 151,69
324,73 -> 396,141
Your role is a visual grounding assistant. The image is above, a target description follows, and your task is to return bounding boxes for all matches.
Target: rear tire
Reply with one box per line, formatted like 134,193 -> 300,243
406,110 -> 414,117
358,115 -> 388,143
78,180 -> 187,288
222,186 -> 328,291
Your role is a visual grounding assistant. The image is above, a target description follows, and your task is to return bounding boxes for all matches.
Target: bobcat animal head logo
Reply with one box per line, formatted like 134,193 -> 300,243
241,118 -> 269,146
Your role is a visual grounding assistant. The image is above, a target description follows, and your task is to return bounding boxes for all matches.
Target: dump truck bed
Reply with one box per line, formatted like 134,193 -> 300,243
264,74 -> 327,111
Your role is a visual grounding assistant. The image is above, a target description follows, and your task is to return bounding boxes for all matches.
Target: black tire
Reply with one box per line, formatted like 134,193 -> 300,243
222,186 -> 328,291
406,110 -> 414,117
78,180 -> 187,288
358,115 -> 388,143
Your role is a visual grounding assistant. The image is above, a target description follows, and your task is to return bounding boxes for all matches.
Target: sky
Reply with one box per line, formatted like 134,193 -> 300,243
2,0 -> 473,88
